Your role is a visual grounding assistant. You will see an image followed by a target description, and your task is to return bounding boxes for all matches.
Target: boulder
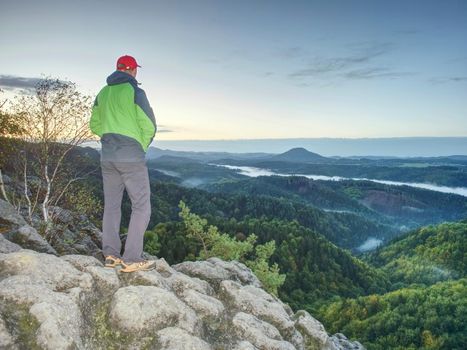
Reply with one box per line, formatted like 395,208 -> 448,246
0,276 -> 84,349
179,289 -> 225,322
232,312 -> 295,350
109,285 -> 202,336
0,250 -> 92,291
60,254 -> 103,270
220,280 -> 294,336
0,199 -> 27,231
154,327 -> 213,350
294,310 -> 337,350
167,271 -> 215,296
0,200 -> 56,254
6,225 -> 57,254
84,265 -> 120,295
119,268 -> 170,289
329,333 -> 366,350
0,234 -> 21,254
174,257 -> 261,288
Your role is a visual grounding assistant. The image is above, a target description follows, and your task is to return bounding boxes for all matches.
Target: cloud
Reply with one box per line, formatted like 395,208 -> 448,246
344,67 -> 415,80
287,41 -> 411,83
0,75 -> 42,91
429,76 -> 467,84
156,124 -> 174,133
276,46 -> 308,59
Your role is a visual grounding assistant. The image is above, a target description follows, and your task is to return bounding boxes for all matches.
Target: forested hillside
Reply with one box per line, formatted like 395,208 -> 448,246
317,279 -> 467,350
366,221 -> 467,287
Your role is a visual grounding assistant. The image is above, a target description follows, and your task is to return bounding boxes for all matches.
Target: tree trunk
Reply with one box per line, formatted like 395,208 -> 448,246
0,168 -> 9,203
42,164 -> 50,223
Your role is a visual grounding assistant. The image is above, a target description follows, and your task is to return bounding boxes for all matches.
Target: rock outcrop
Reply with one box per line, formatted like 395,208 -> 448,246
0,199 -> 101,258
0,199 -> 56,255
0,196 -> 364,349
0,249 -> 364,350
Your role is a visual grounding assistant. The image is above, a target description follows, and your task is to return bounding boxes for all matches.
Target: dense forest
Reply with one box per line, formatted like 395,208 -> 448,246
315,221 -> 467,349
203,174 -> 467,229
366,221 -> 467,287
317,278 -> 467,350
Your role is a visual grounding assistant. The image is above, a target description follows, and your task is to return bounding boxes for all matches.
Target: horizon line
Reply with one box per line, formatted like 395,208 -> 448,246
155,136 -> 467,142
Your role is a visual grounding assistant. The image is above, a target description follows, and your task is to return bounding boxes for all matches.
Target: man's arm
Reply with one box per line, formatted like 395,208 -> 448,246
134,88 -> 157,151
89,96 -> 103,137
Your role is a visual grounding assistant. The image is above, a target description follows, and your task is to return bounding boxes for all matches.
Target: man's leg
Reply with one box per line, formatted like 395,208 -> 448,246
117,162 -> 151,263
101,161 -> 125,258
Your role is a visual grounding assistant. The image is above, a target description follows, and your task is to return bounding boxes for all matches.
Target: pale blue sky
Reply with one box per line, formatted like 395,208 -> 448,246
1,0 -> 466,141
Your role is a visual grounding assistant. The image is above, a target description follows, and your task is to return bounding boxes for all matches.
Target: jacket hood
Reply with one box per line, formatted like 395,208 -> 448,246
106,71 -> 138,87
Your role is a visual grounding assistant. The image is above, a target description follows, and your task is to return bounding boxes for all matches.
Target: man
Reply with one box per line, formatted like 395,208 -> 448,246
90,55 -> 157,273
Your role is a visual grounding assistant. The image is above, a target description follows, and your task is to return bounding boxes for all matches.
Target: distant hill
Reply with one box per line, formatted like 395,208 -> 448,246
268,147 -> 328,163
146,147 -> 272,162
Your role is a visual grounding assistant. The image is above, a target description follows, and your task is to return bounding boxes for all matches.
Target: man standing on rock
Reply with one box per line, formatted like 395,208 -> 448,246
90,55 -> 157,273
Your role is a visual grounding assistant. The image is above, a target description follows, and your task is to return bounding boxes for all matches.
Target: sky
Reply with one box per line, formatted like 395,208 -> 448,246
1,0 -> 466,144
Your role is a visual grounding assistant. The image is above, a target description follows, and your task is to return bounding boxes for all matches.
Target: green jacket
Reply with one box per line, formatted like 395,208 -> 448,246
90,71 -> 156,161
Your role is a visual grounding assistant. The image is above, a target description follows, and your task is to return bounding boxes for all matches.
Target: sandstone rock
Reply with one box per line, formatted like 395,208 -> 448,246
294,310 -> 337,350
154,326 -> 213,350
179,289 -> 225,322
329,333 -> 366,350
84,265 -> 120,295
220,280 -> 295,337
174,257 -> 261,288
0,199 -> 27,231
119,269 -> 170,289
29,298 -> 83,349
0,234 -> 21,254
0,317 -> 17,349
154,257 -> 178,276
233,341 -> 259,350
0,250 -> 92,292
4,225 -> 56,254
60,254 -> 103,270
109,285 -> 202,336
0,276 -> 83,349
232,312 -> 295,350
167,271 -> 215,296
0,200 -> 55,254
0,249 -> 365,350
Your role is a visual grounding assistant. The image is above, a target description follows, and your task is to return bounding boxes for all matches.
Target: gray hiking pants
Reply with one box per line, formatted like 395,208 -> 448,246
101,161 -> 151,263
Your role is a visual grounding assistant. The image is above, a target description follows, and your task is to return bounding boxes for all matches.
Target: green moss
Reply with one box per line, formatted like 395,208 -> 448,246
89,301 -> 155,349
1,303 -> 41,349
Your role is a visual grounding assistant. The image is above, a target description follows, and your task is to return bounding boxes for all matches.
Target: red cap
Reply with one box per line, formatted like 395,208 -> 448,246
116,55 -> 141,70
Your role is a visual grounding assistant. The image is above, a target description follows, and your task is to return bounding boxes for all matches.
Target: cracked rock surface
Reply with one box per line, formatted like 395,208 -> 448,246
0,250 -> 365,349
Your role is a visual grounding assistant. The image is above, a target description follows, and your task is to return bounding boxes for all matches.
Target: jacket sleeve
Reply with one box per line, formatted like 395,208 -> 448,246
89,96 -> 103,137
134,88 -> 157,150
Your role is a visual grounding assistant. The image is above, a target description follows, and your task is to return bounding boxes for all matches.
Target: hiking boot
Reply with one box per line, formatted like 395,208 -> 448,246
104,255 -> 123,268
120,260 -> 157,273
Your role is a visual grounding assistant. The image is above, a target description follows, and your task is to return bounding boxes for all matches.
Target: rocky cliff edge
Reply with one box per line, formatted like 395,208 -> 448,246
0,199 -> 364,350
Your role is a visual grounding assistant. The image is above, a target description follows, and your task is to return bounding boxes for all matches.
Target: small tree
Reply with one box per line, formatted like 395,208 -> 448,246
7,78 -> 94,226
178,200 -> 286,295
